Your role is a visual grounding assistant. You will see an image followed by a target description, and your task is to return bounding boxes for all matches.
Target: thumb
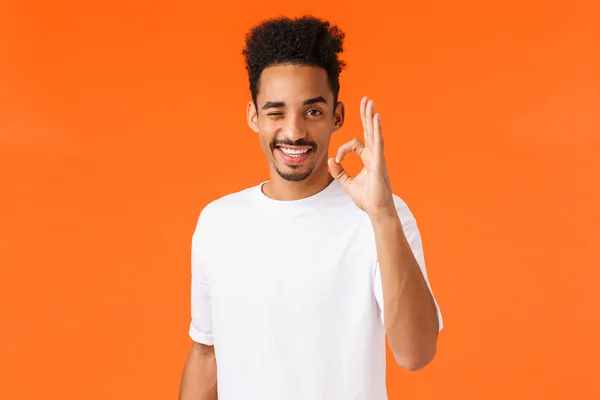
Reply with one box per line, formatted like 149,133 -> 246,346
328,157 -> 352,188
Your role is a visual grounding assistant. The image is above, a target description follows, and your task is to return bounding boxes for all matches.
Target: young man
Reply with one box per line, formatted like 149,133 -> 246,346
179,15 -> 443,400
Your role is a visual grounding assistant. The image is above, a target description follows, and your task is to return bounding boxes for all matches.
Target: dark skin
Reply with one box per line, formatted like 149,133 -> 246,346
180,66 -> 348,400
179,63 -> 438,400
247,63 -> 439,370
246,64 -> 345,201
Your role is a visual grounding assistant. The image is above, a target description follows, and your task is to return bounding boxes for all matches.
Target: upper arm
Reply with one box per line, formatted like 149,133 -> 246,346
192,341 -> 215,356
373,195 -> 444,330
189,207 -> 215,345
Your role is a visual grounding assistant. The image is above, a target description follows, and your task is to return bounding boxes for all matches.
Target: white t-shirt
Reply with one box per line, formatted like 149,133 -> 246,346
189,179 -> 443,400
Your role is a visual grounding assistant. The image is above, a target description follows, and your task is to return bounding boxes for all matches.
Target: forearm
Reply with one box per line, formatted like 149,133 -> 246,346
370,213 -> 439,370
179,342 -> 218,400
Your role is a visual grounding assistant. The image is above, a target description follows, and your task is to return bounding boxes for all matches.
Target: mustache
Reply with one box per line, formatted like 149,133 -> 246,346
271,139 -> 317,148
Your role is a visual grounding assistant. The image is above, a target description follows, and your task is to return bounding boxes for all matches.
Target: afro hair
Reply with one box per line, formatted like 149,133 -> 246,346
242,15 -> 346,106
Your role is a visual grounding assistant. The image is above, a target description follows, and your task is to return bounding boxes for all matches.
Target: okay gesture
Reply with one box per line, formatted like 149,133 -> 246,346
328,96 -> 396,218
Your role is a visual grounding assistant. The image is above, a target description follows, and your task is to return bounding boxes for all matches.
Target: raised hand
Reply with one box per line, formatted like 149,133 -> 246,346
328,96 -> 396,218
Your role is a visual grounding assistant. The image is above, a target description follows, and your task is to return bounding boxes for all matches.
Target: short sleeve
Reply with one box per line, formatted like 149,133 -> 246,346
188,209 -> 214,345
373,196 -> 443,331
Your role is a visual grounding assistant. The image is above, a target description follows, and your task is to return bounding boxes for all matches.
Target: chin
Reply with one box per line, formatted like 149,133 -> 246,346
274,164 -> 315,182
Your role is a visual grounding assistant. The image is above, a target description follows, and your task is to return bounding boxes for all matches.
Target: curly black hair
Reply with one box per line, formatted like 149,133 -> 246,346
242,15 -> 346,107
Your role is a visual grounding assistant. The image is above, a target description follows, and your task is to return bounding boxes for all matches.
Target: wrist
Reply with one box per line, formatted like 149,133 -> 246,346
368,207 -> 400,225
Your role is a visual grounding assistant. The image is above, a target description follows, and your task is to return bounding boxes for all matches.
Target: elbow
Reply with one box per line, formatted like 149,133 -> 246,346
392,344 -> 437,371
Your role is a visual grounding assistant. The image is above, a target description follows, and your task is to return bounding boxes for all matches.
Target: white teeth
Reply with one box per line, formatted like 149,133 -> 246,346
280,147 -> 310,156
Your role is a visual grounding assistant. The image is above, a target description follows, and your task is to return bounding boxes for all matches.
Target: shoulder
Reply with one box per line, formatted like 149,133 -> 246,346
388,194 -> 423,243
194,183 -> 261,229
391,193 -> 416,221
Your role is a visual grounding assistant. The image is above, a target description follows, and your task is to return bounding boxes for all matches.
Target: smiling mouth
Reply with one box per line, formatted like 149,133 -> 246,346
275,145 -> 313,165
279,147 -> 311,156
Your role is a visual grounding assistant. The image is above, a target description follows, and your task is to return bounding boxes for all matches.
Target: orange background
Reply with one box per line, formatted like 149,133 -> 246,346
1,1 -> 599,399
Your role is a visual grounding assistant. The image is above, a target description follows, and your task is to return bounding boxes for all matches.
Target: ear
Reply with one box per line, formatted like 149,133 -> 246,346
331,101 -> 345,133
247,101 -> 259,133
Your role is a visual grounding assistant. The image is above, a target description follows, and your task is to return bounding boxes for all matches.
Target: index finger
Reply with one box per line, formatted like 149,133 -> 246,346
360,96 -> 368,137
335,138 -> 365,164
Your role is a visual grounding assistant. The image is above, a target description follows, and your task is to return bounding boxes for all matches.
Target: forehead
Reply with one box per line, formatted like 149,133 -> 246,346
257,64 -> 333,105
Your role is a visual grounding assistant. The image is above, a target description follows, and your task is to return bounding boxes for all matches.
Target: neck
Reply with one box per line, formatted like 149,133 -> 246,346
262,166 -> 334,201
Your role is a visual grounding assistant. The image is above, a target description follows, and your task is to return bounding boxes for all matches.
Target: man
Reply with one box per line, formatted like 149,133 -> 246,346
179,15 -> 443,400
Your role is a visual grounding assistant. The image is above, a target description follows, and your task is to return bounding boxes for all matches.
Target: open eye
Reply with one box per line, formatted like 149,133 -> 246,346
306,109 -> 323,117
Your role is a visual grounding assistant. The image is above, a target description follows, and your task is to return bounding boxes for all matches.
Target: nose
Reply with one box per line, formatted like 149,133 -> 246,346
282,113 -> 308,142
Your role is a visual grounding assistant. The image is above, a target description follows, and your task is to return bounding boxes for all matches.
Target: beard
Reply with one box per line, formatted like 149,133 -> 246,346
274,163 -> 315,181
270,137 -> 318,182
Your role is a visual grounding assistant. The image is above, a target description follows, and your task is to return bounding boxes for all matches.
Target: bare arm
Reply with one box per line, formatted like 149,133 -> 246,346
179,342 -> 218,400
371,212 -> 439,371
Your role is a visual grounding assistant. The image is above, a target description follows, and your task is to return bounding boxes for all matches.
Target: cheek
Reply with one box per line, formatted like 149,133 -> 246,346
315,127 -> 332,147
257,121 -> 280,145
258,130 -> 276,153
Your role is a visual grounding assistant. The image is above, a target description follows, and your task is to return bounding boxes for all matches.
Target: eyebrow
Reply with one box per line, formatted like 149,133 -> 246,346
261,96 -> 327,110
